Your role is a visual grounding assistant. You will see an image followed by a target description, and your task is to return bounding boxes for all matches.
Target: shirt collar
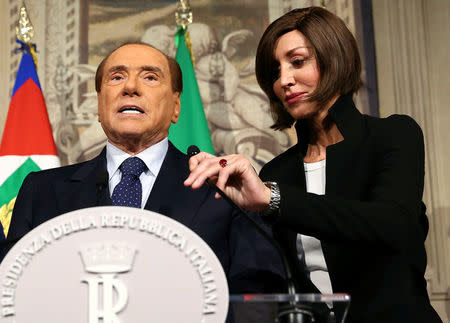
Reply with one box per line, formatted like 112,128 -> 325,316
106,138 -> 169,180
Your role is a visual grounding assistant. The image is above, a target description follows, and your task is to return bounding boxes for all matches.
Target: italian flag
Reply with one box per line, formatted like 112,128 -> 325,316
169,26 -> 215,154
0,43 -> 60,239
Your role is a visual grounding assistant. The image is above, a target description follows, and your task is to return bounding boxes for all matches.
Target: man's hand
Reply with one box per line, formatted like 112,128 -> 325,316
184,152 -> 271,212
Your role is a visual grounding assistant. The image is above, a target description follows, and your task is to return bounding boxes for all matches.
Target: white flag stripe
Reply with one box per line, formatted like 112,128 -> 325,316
0,156 -> 29,185
0,155 -> 60,186
30,155 -> 60,170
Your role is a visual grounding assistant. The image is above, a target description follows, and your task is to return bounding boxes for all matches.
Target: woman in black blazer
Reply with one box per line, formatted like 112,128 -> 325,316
185,6 -> 442,323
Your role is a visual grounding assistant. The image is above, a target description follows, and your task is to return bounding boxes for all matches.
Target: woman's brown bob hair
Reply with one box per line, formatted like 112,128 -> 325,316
256,7 -> 362,130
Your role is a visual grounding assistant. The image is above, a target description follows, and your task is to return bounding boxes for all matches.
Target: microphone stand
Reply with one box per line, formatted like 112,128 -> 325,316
187,146 -> 314,323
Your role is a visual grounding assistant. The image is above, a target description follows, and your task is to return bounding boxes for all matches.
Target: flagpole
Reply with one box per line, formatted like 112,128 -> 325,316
15,2 -> 38,69
175,0 -> 193,29
175,0 -> 195,65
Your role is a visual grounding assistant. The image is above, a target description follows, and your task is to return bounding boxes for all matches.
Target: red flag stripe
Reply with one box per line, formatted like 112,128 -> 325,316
0,78 -> 57,156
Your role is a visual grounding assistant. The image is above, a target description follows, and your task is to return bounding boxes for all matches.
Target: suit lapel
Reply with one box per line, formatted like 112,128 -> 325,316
144,142 -> 209,228
54,148 -> 111,214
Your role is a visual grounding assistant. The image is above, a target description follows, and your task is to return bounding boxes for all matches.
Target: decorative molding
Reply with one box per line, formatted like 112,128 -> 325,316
0,1 -> 11,140
42,0 -> 81,164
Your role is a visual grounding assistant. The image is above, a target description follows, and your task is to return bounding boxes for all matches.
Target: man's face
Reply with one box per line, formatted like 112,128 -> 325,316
97,44 -> 180,151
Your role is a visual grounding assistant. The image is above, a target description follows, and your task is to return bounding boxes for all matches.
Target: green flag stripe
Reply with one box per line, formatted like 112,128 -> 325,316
0,157 -> 40,205
169,27 -> 215,155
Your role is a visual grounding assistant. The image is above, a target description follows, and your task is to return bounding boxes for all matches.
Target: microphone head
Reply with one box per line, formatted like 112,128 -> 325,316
187,145 -> 200,158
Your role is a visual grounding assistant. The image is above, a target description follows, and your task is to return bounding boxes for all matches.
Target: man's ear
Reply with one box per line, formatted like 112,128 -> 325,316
171,92 -> 181,124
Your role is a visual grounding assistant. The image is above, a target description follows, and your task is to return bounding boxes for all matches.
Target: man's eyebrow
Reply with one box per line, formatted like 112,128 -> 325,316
106,65 -> 164,76
141,65 -> 164,76
107,65 -> 127,74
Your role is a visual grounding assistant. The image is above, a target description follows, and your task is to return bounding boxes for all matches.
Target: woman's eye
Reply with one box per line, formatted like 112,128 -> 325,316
292,59 -> 305,67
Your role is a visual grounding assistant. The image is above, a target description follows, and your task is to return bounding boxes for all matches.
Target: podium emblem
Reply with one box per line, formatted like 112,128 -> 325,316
0,207 -> 229,322
79,242 -> 136,323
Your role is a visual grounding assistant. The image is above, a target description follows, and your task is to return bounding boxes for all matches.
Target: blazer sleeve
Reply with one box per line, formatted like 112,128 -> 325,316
260,115 -> 427,253
227,209 -> 285,293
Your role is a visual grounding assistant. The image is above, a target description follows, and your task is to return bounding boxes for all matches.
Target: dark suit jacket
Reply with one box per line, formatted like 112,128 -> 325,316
260,95 -> 441,323
2,142 -> 283,296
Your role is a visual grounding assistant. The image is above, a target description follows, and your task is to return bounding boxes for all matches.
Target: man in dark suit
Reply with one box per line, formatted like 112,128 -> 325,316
1,44 -> 283,300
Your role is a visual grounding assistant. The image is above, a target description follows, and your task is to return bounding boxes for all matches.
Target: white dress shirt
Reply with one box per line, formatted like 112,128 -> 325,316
106,138 -> 168,208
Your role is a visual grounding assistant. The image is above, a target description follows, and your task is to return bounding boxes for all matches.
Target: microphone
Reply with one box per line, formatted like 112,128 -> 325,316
187,145 -> 200,159
187,145 -> 315,323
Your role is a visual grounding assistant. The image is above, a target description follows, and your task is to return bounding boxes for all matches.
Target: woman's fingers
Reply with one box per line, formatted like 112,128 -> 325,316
188,151 -> 213,171
215,165 -> 233,192
185,153 -> 222,187
185,154 -> 240,189
185,152 -> 270,211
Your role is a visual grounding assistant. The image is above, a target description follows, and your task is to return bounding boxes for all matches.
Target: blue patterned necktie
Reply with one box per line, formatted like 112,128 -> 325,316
111,157 -> 147,208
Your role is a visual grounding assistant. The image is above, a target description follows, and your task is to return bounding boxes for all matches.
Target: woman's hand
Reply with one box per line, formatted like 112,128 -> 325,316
184,152 -> 271,212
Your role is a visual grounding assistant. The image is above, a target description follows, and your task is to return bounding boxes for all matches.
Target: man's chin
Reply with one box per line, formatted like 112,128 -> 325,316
113,132 -> 148,144
108,131 -> 165,149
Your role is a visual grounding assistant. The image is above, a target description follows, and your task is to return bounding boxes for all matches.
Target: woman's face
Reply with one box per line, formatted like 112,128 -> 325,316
273,30 -> 321,121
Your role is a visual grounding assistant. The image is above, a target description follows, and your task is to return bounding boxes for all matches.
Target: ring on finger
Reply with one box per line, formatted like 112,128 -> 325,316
219,159 -> 228,168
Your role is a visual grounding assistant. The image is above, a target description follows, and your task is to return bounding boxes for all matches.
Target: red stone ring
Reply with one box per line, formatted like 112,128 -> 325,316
219,159 -> 228,168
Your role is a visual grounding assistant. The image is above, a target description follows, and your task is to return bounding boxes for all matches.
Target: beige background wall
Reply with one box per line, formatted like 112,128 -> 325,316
0,0 -> 9,141
372,0 -> 450,321
0,0 -> 449,321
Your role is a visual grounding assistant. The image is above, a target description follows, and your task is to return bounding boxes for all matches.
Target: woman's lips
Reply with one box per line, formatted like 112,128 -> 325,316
285,92 -> 306,105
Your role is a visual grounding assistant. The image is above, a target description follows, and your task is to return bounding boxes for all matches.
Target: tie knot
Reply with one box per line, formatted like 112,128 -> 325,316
120,157 -> 147,177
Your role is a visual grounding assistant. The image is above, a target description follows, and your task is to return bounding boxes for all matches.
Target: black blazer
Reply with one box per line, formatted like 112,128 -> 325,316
260,95 -> 441,323
2,142 -> 283,295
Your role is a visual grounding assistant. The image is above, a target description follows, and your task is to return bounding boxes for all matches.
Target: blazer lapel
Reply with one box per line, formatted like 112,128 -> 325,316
325,94 -> 365,197
321,95 -> 367,287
